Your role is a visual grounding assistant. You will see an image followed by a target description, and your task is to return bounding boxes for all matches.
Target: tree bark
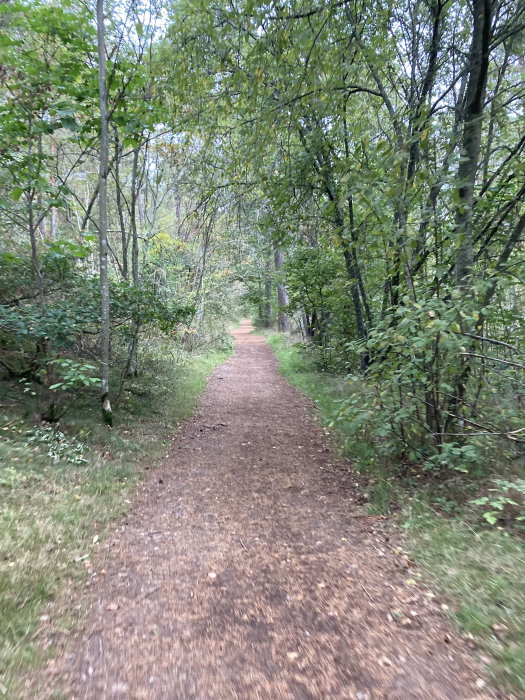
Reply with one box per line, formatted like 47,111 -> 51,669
97,0 -> 112,425
128,145 -> 141,375
26,118 -> 44,310
273,245 -> 290,332
445,0 -> 493,432
263,250 -> 272,328
130,145 -> 140,285
114,128 -> 128,279
454,0 -> 492,289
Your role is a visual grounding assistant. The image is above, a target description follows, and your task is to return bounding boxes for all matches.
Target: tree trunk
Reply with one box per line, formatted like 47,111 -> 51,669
273,245 -> 290,332
114,128 -> 128,279
27,122 -> 44,310
263,250 -> 272,328
128,145 -> 141,375
454,0 -> 492,289
49,140 -> 57,239
445,0 -> 492,432
130,145 -> 140,285
97,0 -> 112,426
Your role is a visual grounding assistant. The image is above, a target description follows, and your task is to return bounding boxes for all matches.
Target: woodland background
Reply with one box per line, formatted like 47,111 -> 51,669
0,0 -> 524,695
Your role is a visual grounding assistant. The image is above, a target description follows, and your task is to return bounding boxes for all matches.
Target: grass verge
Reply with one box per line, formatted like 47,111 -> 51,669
267,332 -> 525,697
0,342 -> 230,698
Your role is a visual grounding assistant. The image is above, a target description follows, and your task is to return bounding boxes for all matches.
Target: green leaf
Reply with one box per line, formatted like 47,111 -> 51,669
11,187 -> 25,201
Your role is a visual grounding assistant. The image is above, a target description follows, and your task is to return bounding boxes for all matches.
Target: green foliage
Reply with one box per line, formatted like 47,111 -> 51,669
0,342 -> 230,695
333,293 -> 524,477
23,425 -> 89,464
48,358 -> 101,392
472,479 -> 525,528
407,506 -> 525,696
285,242 -> 356,369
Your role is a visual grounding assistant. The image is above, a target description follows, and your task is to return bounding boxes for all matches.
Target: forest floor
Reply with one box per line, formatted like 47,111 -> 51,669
28,321 -> 501,699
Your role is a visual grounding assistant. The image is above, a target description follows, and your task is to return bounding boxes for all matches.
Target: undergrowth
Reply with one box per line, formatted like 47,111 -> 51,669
0,340 -> 230,697
267,332 -> 525,696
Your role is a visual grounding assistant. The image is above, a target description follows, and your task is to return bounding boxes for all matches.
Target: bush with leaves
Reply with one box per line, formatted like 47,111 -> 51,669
335,292 -> 524,480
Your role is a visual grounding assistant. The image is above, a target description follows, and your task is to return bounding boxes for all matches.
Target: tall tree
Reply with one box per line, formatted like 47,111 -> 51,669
97,0 -> 112,425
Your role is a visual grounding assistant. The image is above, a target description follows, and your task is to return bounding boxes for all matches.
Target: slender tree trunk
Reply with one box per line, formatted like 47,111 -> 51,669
273,245 -> 290,332
128,145 -> 141,375
130,145 -> 140,284
137,184 -> 145,227
49,140 -> 57,239
97,0 -> 112,426
50,206 -> 57,239
454,0 -> 492,289
114,128 -> 128,279
37,134 -> 47,239
446,0 -> 492,432
263,250 -> 272,328
27,121 -> 44,310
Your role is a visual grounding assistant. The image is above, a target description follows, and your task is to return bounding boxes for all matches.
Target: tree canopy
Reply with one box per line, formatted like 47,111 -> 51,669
0,0 -> 524,472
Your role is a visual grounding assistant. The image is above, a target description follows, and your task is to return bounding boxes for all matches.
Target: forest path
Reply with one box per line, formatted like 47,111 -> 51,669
36,321 -> 490,699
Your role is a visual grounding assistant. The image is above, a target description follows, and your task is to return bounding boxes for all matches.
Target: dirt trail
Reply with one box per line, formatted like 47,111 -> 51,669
35,321 -> 492,699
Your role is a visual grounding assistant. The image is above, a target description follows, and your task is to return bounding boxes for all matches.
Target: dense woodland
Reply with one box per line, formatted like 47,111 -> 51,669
0,0 -> 525,694
0,0 -> 524,495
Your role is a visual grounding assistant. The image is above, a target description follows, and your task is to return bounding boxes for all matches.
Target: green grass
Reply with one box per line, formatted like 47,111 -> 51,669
267,332 -> 525,697
0,343 -> 230,698
406,506 -> 525,694
266,333 -> 350,417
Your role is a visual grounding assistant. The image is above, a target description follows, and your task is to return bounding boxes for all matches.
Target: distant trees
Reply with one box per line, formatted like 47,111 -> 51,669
0,0 -> 240,423
1,0 -> 522,464
167,0 -> 525,474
